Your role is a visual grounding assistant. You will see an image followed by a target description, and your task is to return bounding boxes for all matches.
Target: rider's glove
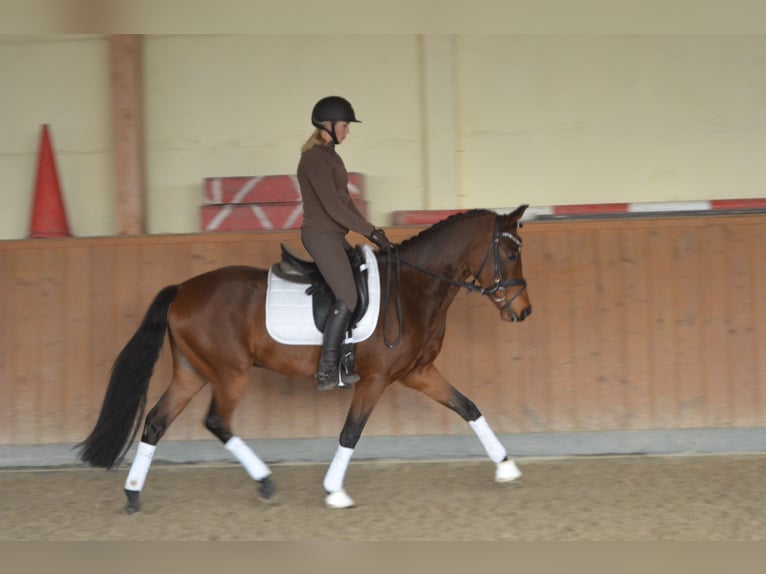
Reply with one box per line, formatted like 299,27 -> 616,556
368,228 -> 392,251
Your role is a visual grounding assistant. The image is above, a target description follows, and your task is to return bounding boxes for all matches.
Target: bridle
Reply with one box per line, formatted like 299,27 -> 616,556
382,215 -> 528,348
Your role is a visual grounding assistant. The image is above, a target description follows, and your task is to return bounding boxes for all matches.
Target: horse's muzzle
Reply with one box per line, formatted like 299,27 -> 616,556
518,305 -> 532,321
502,304 -> 532,322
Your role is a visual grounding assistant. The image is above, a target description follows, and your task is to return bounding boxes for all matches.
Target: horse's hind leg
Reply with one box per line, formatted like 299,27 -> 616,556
401,364 -> 522,483
123,363 -> 206,514
204,371 -> 275,502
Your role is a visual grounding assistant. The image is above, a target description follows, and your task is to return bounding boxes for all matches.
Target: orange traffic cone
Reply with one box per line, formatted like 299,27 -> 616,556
29,124 -> 72,238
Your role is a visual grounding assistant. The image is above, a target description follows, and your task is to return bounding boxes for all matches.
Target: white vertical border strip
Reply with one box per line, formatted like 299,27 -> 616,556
204,177 -> 223,204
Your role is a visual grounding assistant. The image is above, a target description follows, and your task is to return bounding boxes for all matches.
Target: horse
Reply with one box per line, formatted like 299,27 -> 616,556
79,205 -> 532,512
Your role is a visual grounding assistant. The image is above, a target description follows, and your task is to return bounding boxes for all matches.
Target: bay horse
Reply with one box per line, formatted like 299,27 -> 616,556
79,205 -> 531,512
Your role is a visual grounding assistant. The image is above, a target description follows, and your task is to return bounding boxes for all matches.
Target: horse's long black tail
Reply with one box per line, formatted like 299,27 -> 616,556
78,284 -> 180,469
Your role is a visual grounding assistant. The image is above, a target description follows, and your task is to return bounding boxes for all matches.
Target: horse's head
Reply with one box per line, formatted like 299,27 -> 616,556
469,204 -> 532,322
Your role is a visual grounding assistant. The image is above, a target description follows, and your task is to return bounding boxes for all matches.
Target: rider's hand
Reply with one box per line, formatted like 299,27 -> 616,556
368,228 -> 392,251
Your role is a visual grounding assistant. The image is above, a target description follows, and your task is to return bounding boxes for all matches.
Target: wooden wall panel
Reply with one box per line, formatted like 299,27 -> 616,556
646,226 -> 677,429
38,248 -> 66,442
539,230 -> 578,431
620,226 -> 652,429
13,248 -> 43,444
753,224 -> 766,420
595,228 -> 627,430
517,243 -> 549,433
571,228 -> 601,430
1,215 -> 765,448
679,225 -> 706,426
727,225 -> 759,426
0,249 -> 13,444
62,247 -> 91,438
700,225 -> 731,426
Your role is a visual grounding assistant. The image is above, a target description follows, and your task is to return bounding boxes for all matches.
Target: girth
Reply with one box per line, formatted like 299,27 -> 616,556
270,244 -> 370,332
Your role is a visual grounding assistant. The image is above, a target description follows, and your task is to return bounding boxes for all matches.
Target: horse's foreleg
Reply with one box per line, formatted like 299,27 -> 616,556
124,363 -> 206,514
204,372 -> 275,501
324,378 -> 388,509
469,416 -> 522,482
401,364 -> 522,483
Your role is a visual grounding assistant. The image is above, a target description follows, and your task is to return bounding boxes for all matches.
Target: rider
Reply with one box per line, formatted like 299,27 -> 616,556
297,95 -> 392,391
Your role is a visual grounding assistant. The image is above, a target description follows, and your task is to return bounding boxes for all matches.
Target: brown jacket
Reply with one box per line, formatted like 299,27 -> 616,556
297,144 -> 374,238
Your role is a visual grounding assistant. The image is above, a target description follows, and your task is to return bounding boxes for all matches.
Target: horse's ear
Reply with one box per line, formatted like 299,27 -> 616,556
508,204 -> 529,221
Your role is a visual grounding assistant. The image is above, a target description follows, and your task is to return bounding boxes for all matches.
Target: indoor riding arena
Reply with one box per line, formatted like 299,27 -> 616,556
2,215 -> 766,541
2,31 -> 766,543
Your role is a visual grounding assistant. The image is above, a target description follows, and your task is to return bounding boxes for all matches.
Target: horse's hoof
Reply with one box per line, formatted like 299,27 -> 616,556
495,459 -> 522,483
258,476 -> 277,502
124,489 -> 141,514
325,490 -> 355,509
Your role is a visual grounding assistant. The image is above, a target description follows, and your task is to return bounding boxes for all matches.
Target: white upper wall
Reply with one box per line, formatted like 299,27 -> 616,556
1,34 -> 765,239
458,35 -> 766,207
0,35 -> 113,239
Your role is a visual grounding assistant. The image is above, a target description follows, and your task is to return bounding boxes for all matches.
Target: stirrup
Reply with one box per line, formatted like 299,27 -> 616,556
340,370 -> 360,385
340,342 -> 359,385
316,364 -> 358,391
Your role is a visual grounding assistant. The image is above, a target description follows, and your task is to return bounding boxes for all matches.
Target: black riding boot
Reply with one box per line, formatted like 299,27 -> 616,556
316,299 -> 360,391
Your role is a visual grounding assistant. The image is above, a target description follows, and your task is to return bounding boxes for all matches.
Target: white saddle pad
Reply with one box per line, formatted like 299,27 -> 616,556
265,244 -> 380,345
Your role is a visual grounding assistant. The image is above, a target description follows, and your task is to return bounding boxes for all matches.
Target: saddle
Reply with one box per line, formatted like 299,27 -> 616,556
270,244 -> 370,332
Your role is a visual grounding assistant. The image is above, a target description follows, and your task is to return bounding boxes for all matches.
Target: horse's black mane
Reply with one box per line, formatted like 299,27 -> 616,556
398,208 -> 494,248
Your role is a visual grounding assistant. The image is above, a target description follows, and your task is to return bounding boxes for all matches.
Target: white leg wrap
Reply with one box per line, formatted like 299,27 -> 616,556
225,436 -> 271,481
323,445 -> 354,493
469,416 -> 507,464
124,442 -> 156,492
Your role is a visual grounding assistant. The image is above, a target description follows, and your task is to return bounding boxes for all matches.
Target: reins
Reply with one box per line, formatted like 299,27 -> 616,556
382,247 -> 403,348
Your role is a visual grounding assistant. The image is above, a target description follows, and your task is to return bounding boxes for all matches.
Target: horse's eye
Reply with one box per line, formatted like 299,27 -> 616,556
506,252 -> 518,262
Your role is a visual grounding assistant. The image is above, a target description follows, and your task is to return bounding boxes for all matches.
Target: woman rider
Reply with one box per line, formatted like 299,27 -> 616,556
297,96 -> 392,391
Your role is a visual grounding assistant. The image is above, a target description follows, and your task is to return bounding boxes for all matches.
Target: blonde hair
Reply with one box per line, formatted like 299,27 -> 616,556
301,128 -> 327,153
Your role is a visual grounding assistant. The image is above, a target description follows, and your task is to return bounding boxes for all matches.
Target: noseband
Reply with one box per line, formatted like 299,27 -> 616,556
382,215 -> 528,347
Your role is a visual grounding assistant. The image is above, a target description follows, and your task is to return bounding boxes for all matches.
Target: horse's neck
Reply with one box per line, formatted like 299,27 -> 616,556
398,222 -> 483,282
384,232 -> 474,343
396,224 -> 486,307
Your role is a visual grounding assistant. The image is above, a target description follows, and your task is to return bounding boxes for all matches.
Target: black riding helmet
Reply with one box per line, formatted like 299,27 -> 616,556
311,96 -> 361,144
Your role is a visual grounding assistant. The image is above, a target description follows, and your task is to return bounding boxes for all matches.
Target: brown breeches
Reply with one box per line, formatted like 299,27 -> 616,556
301,229 -> 358,311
